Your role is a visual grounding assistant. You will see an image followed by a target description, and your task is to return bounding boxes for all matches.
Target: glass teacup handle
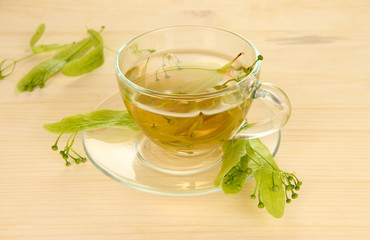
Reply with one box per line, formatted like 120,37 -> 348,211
236,82 -> 291,138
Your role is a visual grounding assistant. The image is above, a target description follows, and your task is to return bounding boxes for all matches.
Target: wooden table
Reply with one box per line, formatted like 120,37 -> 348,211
1,0 -> 369,239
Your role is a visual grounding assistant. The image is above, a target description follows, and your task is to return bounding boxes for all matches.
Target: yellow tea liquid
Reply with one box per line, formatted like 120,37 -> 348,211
120,50 -> 251,154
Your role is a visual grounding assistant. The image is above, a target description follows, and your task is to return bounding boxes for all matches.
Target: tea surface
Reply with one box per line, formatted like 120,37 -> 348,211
125,49 -> 247,94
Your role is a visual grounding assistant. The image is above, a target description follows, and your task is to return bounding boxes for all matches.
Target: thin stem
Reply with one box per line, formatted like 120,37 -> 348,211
280,173 -> 288,185
70,148 -> 83,159
289,174 -> 298,185
254,150 -> 277,170
1,53 -> 36,75
218,52 -> 244,73
67,131 -> 78,149
64,132 -> 76,154
155,68 -> 160,81
99,26 -> 106,33
213,55 -> 263,90
245,152 -> 263,167
291,173 -> 302,185
245,148 -> 277,171
54,133 -> 63,144
51,132 -> 63,150
68,153 -> 80,164
257,181 -> 264,208
216,78 -> 238,89
104,46 -> 117,53
250,181 -> 258,199
14,53 -> 37,64
258,186 -> 262,202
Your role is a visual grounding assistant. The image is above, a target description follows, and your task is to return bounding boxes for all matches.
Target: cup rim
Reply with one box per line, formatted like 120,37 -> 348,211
115,25 -> 261,99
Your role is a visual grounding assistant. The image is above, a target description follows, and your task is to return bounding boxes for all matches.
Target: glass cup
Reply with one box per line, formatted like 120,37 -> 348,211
115,26 -> 291,175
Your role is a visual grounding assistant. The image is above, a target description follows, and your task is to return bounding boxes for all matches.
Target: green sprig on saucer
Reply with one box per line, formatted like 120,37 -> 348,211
43,109 -> 301,218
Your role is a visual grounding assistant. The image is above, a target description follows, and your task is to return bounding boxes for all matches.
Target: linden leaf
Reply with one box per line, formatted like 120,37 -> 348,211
43,109 -> 139,134
214,139 -> 247,187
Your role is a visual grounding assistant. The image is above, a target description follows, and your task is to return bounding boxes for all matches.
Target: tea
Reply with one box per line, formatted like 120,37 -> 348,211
120,50 -> 251,154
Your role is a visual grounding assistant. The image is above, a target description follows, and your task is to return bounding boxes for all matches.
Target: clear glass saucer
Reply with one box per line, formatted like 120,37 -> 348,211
82,92 -> 281,196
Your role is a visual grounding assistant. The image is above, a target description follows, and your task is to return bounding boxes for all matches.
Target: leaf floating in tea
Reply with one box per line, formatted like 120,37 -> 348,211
213,55 -> 264,90
217,52 -> 244,74
129,43 -> 156,58
187,112 -> 205,137
125,66 -> 139,81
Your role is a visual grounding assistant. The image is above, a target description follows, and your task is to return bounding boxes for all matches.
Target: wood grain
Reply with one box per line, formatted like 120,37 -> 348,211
1,0 -> 369,239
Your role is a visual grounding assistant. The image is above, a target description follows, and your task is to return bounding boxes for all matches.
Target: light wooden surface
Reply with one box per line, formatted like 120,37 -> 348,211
1,0 -> 370,239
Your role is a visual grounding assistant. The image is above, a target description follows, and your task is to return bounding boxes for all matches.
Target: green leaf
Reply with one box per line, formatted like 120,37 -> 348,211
212,119 -> 300,217
129,43 -> 155,57
245,139 -> 286,218
191,70 -> 224,93
214,139 -> 247,187
53,38 -> 92,61
222,155 -> 252,194
125,66 -> 139,80
30,23 -> 68,53
31,43 -> 68,54
30,23 -> 45,48
62,45 -> 103,76
87,29 -> 103,47
248,138 -> 279,169
62,29 -> 104,76
215,54 -> 263,90
16,58 -> 66,92
218,52 -> 244,73
259,170 -> 285,218
246,139 -> 278,172
253,167 -> 263,192
45,109 -> 139,166
43,110 -> 139,134
187,112 -> 204,137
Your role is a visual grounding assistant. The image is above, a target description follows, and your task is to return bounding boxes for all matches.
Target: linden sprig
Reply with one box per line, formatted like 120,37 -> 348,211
44,110 -> 139,165
216,138 -> 302,218
214,54 -> 263,90
0,23 -> 106,92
